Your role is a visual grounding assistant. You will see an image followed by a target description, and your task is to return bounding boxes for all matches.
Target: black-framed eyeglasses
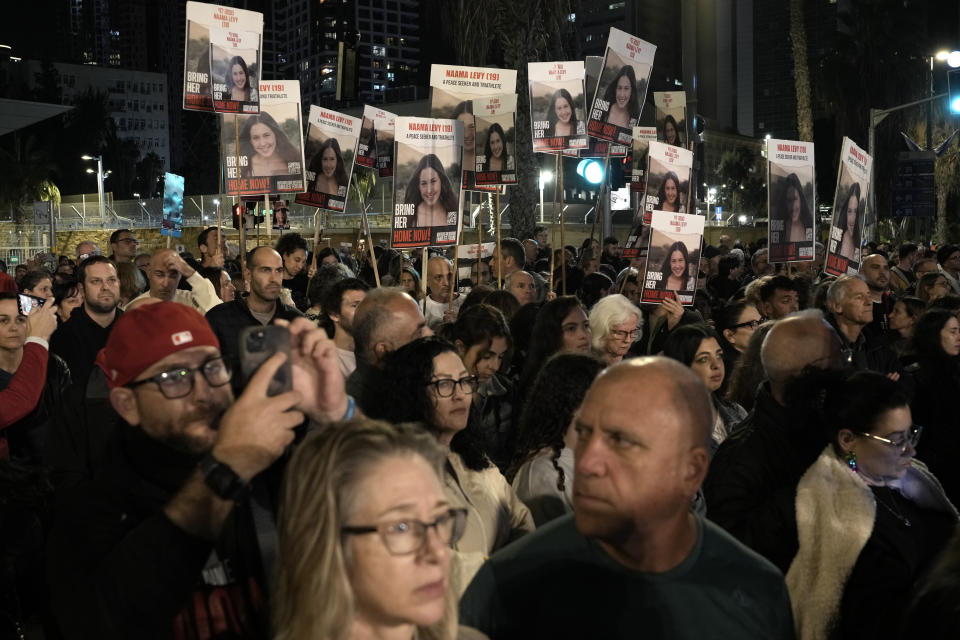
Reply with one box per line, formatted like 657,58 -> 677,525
856,424 -> 923,454
342,507 -> 468,556
609,328 -> 641,342
127,357 -> 232,399
732,319 -> 761,330
427,376 -> 478,398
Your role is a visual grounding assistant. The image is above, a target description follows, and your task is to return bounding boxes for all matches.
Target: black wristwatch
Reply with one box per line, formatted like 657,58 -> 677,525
198,454 -> 248,501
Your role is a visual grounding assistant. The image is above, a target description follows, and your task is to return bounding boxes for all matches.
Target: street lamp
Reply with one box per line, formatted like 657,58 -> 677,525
81,154 -> 106,228
538,169 -> 553,223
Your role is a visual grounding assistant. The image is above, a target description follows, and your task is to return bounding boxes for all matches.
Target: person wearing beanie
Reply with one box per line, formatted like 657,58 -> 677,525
47,301 -> 353,637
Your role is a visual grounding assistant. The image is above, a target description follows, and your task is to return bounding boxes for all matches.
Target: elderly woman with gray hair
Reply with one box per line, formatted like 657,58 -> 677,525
588,294 -> 642,365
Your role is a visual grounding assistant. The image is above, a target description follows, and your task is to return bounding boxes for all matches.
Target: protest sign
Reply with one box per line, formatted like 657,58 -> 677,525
586,28 -> 655,146
528,61 -> 589,153
391,116 -> 464,249
429,65 -> 517,189
825,137 -> 872,276
209,27 -> 260,114
640,210 -> 704,306
183,1 -> 262,112
654,92 -> 687,149
162,172 -> 185,238
630,126 -> 658,193
573,56 -> 628,159
295,106 -> 361,212
355,105 -> 397,178
221,80 -> 305,197
767,138 -> 816,263
272,198 -> 290,230
643,141 -> 694,215
473,94 -> 517,185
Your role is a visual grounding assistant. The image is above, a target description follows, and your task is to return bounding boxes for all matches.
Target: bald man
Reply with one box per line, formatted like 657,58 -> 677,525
461,358 -> 794,639
126,248 -> 221,314
423,256 -> 463,329
348,288 -> 432,410
704,310 -> 844,572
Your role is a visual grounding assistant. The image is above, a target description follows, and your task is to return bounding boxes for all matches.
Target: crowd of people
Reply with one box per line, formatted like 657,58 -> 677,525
1,225 -> 960,639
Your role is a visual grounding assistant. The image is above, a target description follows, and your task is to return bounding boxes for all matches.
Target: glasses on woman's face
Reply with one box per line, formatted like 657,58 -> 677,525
856,424 -> 923,454
126,357 -> 232,399
609,328 -> 641,342
427,376 -> 479,398
732,319 -> 761,330
342,507 -> 468,556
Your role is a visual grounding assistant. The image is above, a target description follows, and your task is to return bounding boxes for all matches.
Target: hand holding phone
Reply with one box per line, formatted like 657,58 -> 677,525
239,325 -> 292,397
17,293 -> 45,316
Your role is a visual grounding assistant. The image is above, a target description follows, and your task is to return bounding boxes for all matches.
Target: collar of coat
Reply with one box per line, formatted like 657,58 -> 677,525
785,446 -> 957,640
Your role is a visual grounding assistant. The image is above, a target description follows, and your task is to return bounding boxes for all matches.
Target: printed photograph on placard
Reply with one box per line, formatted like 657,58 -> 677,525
643,141 -> 693,215
528,61 -> 589,153
586,28 -> 656,146
825,138 -> 872,276
209,28 -> 260,114
766,138 -> 816,263
473,95 -> 517,185
356,116 -> 377,169
183,1 -> 263,112
162,172 -> 185,238
654,92 -> 687,149
631,126 -> 658,193
577,56 -> 628,159
640,210 -> 704,306
429,65 -> 517,190
392,116 -> 464,249
221,81 -> 305,197
375,117 -> 396,178
295,106 -> 361,212
272,198 -> 290,230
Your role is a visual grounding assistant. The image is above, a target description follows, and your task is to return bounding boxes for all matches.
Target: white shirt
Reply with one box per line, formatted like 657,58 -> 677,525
422,294 -> 464,330
127,271 -> 222,314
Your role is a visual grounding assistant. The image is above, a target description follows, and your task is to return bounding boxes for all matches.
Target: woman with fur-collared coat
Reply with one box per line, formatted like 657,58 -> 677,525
785,371 -> 958,640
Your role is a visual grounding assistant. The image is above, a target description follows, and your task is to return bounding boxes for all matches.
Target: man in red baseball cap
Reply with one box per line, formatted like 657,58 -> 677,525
47,301 -> 351,637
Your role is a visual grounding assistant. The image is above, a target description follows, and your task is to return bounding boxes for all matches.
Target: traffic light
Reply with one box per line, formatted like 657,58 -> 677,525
948,69 -> 960,115
232,204 -> 243,229
577,159 -> 604,185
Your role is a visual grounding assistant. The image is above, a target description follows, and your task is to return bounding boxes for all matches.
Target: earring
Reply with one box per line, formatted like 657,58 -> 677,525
844,450 -> 858,472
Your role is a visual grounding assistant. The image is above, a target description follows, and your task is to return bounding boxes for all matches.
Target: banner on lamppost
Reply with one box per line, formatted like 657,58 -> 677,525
295,106 -> 361,212
586,27 -> 656,146
220,80 -> 305,197
825,137 -> 872,276
766,138 -> 816,263
183,1 -> 263,112
391,116 -> 464,249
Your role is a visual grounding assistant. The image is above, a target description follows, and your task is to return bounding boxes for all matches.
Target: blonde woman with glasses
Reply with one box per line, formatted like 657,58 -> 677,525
273,418 -> 487,640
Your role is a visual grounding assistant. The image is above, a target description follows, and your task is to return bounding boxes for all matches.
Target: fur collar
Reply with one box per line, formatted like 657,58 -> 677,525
786,446 -> 956,640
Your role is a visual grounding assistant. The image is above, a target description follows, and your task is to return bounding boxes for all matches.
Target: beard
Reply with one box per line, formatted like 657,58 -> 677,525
85,296 -> 118,315
152,403 -> 229,457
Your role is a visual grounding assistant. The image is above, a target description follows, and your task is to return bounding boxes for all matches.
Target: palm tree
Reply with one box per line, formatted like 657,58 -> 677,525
0,133 -> 61,223
788,0 -> 813,142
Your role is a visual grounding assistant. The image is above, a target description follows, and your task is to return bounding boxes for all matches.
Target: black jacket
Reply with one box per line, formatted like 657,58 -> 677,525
47,425 -> 270,639
826,312 -> 899,375
0,353 -> 70,462
702,383 -> 827,573
50,306 -> 122,386
205,297 -> 302,391
907,357 -> 960,505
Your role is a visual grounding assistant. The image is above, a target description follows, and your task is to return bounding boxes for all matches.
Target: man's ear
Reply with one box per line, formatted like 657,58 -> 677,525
109,387 -> 142,426
373,342 -> 390,363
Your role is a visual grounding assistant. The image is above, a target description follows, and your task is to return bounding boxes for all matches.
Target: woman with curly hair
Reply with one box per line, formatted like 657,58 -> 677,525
273,418 -> 476,640
508,352 -> 604,525
309,137 -> 348,195
545,88 -> 580,138
480,122 -> 512,172
404,154 -> 459,228
238,111 -> 300,178
226,55 -> 256,102
603,65 -> 641,128
656,171 -> 685,213
366,337 -> 534,594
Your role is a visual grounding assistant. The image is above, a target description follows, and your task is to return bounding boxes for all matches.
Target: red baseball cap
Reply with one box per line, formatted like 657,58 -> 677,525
96,301 -> 220,388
